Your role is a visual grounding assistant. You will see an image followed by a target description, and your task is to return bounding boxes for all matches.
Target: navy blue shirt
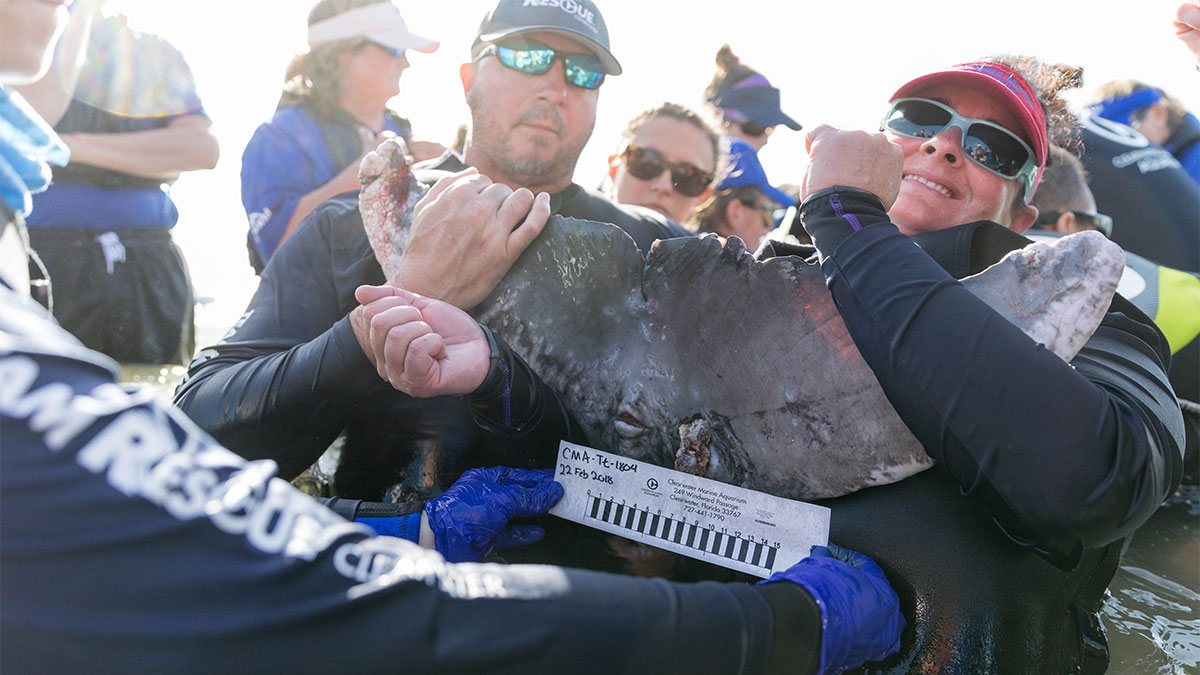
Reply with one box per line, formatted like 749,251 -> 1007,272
241,105 -> 411,264
0,277 -> 816,674
1080,115 -> 1200,273
26,17 -> 206,231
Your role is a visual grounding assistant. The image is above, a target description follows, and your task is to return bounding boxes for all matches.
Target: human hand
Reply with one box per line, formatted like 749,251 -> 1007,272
352,285 -> 490,396
388,169 -> 551,310
1176,1 -> 1200,62
424,467 -> 564,563
801,125 -> 903,211
760,544 -> 904,674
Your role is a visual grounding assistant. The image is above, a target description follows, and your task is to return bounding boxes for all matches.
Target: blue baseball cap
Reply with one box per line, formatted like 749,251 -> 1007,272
715,138 -> 795,207
710,75 -> 802,131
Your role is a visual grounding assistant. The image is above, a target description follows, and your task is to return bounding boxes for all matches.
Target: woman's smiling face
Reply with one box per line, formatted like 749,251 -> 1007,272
887,84 -> 1037,235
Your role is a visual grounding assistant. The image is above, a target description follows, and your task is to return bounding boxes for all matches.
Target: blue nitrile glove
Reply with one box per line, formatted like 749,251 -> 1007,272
424,467 -> 564,563
759,543 -> 904,674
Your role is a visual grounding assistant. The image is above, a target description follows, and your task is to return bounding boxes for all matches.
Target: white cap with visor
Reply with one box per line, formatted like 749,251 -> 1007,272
307,2 -> 438,53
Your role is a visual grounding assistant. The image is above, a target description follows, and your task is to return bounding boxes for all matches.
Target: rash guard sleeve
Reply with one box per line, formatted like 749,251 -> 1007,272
172,195 -> 385,477
3,290 -> 820,674
799,188 -> 1185,569
174,197 -> 585,479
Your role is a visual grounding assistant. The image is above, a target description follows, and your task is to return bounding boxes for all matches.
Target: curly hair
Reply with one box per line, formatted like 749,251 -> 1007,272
982,54 -> 1084,157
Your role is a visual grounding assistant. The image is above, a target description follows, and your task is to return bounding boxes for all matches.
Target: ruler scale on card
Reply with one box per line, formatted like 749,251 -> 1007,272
548,441 -> 830,578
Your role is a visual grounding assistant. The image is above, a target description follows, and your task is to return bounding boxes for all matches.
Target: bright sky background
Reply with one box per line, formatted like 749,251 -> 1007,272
101,0 -> 1199,337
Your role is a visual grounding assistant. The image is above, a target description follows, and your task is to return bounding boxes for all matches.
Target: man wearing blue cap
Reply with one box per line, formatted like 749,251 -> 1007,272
686,138 -> 794,248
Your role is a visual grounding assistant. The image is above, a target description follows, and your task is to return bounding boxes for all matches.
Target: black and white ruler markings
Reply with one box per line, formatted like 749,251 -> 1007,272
548,441 -> 830,578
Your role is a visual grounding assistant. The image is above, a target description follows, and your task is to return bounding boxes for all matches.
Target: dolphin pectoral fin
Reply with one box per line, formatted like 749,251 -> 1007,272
962,231 -> 1124,362
358,136 -> 425,281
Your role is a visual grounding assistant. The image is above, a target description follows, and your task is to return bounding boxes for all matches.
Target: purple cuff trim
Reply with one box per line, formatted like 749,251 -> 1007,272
829,193 -> 863,231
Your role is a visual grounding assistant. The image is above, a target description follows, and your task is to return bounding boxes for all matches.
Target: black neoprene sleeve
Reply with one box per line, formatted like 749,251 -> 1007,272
798,188 -> 1184,569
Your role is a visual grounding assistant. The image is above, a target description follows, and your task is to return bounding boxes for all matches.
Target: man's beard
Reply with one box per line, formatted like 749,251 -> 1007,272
466,93 -> 592,189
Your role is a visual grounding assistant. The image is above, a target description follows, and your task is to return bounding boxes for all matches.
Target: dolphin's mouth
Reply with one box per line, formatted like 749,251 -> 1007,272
614,411 -> 647,439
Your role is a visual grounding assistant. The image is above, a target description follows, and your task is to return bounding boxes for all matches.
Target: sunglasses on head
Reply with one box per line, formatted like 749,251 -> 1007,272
476,40 -> 606,90
1035,210 -> 1113,237
881,97 -> 1038,203
621,145 -> 714,197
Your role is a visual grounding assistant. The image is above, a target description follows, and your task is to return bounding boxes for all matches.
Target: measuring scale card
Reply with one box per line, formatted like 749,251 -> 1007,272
548,441 -> 830,578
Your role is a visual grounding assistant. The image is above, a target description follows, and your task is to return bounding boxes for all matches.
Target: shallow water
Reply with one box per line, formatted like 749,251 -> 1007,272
1104,487 -> 1200,673
122,362 -> 1199,672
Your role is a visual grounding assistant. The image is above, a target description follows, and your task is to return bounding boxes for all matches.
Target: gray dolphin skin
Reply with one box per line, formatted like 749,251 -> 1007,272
358,137 -> 1125,501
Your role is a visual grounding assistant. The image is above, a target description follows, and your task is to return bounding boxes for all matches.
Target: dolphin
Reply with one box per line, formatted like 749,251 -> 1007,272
357,137 -> 1125,501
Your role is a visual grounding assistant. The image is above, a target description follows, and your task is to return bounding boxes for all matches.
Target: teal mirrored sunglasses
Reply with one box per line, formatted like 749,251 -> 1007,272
476,41 -> 605,90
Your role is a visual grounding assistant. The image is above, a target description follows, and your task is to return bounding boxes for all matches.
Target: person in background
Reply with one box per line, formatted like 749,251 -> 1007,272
1084,80 -> 1200,185
1076,111 -> 1199,274
607,102 -> 718,224
14,0 -> 218,365
774,56 -> 1184,671
175,0 -> 691,508
449,122 -> 469,154
703,44 -> 801,152
1029,144 -> 1199,479
686,138 -> 794,250
240,0 -> 442,273
1029,145 -> 1112,236
1,3 -> 905,672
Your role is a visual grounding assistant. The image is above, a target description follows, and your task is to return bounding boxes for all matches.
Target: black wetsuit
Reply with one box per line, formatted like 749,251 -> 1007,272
790,188 -> 1185,673
1080,115 -> 1200,273
0,278 -> 823,675
1163,111 -> 1200,185
173,159 -> 688,504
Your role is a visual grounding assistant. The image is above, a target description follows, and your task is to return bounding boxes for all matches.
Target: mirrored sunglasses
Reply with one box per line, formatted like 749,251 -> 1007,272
477,41 -> 605,90
621,145 -> 714,197
881,97 -> 1038,203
